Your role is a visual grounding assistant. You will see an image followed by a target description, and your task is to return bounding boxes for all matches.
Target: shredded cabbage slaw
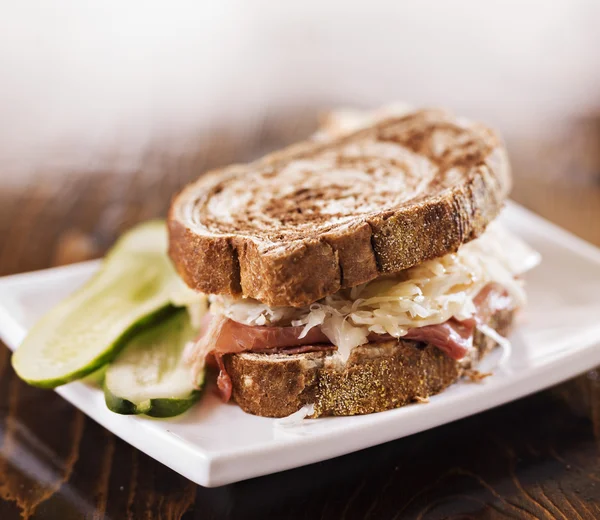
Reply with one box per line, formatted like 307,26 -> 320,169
210,222 -> 540,361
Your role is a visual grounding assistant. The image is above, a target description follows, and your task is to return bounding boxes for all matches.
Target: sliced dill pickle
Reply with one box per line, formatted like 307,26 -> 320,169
104,310 -> 202,417
12,221 -> 182,388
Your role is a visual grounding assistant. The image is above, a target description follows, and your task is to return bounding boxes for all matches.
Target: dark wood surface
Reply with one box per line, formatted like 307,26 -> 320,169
1,131 -> 600,519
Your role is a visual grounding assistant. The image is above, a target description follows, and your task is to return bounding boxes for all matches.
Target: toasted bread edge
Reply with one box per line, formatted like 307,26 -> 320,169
224,308 -> 514,418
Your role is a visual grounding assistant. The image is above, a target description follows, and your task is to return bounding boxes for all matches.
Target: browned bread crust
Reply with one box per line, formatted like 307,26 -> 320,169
224,309 -> 514,418
169,109 -> 511,307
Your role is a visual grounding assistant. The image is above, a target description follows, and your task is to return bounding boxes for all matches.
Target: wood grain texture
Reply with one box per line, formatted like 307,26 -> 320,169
1,121 -> 600,519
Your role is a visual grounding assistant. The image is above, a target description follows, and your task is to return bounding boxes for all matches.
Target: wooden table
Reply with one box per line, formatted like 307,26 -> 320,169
1,135 -> 600,519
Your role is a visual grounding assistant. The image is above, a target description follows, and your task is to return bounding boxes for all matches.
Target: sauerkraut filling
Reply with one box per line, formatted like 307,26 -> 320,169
208,221 -> 540,361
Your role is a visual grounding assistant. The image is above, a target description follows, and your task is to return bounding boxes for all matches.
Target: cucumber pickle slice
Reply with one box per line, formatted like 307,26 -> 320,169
12,221 -> 182,388
104,310 -> 202,417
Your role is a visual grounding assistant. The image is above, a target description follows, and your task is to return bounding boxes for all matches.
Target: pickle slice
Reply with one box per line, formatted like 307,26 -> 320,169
12,221 -> 182,388
104,310 -> 202,417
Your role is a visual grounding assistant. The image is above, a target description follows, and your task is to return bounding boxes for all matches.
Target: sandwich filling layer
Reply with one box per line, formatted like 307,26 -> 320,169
184,222 -> 540,401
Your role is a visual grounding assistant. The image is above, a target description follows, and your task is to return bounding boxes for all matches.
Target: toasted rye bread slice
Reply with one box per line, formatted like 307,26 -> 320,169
169,109 -> 511,307
224,309 -> 514,418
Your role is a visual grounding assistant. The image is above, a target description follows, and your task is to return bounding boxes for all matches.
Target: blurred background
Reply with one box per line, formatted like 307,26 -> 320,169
1,0 -> 600,266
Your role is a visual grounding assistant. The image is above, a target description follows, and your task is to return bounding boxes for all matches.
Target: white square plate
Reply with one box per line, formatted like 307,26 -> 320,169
1,202 -> 600,487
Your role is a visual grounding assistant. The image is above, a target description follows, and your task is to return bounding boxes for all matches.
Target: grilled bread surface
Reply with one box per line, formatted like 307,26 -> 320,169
169,109 -> 511,307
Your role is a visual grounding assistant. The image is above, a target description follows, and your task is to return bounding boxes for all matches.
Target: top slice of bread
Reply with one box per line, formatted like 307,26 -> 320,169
168,109 -> 511,308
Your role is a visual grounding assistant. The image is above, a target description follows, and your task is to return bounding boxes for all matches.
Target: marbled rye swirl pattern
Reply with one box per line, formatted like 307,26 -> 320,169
169,109 -> 510,306
184,110 -> 502,243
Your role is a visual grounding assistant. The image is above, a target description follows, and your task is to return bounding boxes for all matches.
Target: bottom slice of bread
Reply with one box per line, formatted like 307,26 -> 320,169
224,309 -> 514,418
